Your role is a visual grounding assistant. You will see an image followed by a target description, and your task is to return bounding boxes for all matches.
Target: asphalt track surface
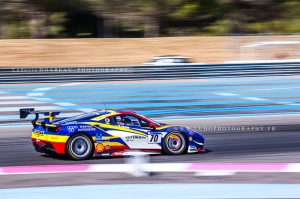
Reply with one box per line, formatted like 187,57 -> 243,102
1,116 -> 300,167
1,116 -> 300,188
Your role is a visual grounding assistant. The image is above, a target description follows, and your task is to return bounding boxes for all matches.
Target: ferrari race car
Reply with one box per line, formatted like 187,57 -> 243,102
20,108 -> 205,160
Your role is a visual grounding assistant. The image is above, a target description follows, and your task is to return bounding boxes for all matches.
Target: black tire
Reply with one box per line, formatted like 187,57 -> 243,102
162,131 -> 187,155
66,133 -> 93,160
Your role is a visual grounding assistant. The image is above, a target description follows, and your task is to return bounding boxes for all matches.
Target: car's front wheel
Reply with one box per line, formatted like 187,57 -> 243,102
163,131 -> 187,155
66,133 -> 93,160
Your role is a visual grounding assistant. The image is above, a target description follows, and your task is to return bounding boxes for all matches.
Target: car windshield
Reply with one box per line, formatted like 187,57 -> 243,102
54,111 -> 109,124
135,113 -> 163,126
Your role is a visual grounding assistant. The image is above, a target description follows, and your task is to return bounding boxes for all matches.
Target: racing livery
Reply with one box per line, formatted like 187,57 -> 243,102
20,108 -> 205,160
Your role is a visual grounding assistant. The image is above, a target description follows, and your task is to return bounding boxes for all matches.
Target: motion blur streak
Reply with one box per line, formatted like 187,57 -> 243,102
1,124 -> 300,166
2,76 -> 300,123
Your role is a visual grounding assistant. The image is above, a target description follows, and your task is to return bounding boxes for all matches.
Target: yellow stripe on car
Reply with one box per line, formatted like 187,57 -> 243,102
193,140 -> 204,146
156,125 -> 170,130
82,122 -> 147,136
91,110 -> 117,121
31,132 -> 69,143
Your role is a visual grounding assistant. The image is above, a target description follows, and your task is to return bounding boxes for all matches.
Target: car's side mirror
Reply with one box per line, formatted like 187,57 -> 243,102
149,123 -> 156,130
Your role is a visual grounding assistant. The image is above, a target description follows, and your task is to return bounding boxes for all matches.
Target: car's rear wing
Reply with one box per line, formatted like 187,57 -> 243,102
20,108 -> 60,127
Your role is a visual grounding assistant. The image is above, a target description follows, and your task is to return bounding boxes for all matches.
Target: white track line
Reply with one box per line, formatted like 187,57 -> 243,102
1,163 -> 300,176
215,92 -> 299,106
26,83 -> 96,114
215,92 -> 239,96
77,108 -> 97,112
33,87 -> 55,91
0,101 -> 46,105
59,83 -> 85,87
284,163 -> 300,172
0,106 -> 63,112
0,96 -> 30,100
55,102 -> 76,106
27,93 -> 44,96
254,86 -> 300,91
242,97 -> 268,101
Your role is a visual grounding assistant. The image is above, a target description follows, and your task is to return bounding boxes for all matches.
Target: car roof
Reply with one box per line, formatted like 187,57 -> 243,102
94,109 -> 137,116
90,109 -> 142,121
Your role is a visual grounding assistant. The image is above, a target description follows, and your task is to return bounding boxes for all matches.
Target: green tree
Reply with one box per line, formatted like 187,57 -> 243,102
85,0 -> 129,37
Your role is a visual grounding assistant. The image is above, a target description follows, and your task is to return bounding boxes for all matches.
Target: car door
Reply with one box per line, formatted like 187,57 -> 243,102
109,114 -> 161,150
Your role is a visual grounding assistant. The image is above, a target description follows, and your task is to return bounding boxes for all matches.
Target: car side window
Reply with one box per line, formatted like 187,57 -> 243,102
110,115 -> 150,128
122,115 -> 140,126
114,115 -> 124,126
138,118 -> 150,128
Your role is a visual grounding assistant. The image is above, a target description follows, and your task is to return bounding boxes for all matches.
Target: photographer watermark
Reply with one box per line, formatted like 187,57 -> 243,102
191,126 -> 276,132
11,67 -> 133,73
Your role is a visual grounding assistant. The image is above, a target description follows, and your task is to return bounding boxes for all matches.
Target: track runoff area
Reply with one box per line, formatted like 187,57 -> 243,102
1,76 -> 300,198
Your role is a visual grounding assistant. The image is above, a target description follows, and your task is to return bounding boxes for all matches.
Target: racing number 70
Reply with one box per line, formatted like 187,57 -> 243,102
147,133 -> 161,144
150,134 -> 159,142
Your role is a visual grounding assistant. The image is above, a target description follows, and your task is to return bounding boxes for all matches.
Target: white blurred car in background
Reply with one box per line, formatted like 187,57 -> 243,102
143,55 -> 205,65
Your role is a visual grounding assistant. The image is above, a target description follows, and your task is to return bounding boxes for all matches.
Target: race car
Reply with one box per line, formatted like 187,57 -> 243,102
20,108 -> 205,160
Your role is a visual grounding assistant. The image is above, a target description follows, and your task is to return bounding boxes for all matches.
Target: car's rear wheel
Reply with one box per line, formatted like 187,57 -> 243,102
66,133 -> 93,160
163,131 -> 187,155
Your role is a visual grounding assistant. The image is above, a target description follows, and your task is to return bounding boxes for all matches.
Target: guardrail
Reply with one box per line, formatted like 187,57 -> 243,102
1,62 -> 300,83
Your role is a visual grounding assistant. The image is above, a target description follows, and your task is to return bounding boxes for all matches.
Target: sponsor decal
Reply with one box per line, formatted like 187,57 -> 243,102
172,126 -> 185,131
125,135 -> 146,142
101,153 -> 110,156
112,151 -> 125,156
67,126 -> 78,132
147,131 -> 162,144
95,132 -> 106,143
49,136 -> 59,140
78,125 -> 96,131
188,128 -> 199,135
188,146 -> 198,152
105,144 -> 110,150
96,143 -> 104,152
95,133 -> 110,143
96,132 -> 102,141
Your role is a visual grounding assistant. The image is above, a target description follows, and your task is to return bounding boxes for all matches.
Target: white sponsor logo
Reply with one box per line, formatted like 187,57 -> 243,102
78,126 -> 96,131
125,135 -> 146,142
67,126 -> 78,132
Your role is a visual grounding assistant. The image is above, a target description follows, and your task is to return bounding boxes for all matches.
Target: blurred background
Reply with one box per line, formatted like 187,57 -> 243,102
1,0 -> 300,38
1,0 -> 300,66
